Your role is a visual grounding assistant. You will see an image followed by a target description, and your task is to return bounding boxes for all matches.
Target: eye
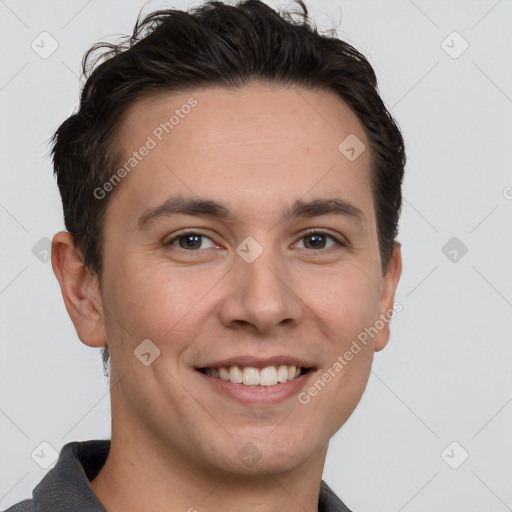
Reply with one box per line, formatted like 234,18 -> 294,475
164,229 -> 346,252
165,231 -> 217,250
294,230 -> 345,250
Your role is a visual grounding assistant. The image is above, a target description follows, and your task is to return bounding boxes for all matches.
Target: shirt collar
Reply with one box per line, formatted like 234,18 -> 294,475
32,440 -> 108,512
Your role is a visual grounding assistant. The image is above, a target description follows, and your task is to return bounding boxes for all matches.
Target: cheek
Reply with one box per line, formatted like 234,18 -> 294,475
318,270 -> 380,412
313,265 -> 382,338
103,257 -> 216,345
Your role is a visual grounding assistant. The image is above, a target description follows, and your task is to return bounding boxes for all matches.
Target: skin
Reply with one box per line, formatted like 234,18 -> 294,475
52,82 -> 402,512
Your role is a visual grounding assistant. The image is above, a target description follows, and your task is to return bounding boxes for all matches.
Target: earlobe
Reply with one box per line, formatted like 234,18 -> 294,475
374,241 -> 403,352
51,231 -> 107,348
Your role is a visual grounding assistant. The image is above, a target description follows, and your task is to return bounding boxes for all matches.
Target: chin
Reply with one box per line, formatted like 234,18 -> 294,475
217,432 -> 323,476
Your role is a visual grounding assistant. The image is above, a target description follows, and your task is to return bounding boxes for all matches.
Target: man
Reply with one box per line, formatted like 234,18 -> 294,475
5,0 -> 404,510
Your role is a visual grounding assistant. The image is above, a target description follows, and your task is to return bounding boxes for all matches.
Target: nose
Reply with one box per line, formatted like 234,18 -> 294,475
218,243 -> 304,335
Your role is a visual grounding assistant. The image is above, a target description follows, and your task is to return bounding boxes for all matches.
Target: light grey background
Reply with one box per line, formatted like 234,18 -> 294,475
1,0 -> 511,510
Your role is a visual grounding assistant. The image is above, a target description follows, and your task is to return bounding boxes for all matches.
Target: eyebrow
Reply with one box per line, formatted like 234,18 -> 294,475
137,195 -> 366,230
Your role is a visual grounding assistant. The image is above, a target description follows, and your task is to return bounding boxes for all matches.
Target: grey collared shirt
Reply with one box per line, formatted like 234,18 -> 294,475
3,440 -> 354,512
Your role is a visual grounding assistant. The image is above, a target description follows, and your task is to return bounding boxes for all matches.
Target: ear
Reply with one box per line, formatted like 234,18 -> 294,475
374,241 -> 402,352
51,231 -> 107,348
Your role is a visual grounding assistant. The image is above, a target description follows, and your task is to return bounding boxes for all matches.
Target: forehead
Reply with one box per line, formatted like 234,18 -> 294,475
107,82 -> 374,227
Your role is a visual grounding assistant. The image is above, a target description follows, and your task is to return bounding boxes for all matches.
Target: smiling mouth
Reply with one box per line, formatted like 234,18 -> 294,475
197,365 -> 311,386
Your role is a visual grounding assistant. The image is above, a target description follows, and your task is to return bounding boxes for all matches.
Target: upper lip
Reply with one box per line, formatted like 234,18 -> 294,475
197,355 -> 315,369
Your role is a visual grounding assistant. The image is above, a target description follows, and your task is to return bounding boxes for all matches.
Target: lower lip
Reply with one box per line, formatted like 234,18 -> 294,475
196,370 -> 315,405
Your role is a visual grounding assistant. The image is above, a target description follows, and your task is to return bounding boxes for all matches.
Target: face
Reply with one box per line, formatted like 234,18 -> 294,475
92,82 -> 401,476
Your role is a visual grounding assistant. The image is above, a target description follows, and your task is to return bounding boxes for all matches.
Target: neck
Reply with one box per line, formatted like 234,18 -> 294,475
90,418 -> 327,512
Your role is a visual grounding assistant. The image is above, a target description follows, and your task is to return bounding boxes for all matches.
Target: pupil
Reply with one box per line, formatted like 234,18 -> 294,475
181,234 -> 200,249
307,234 -> 324,248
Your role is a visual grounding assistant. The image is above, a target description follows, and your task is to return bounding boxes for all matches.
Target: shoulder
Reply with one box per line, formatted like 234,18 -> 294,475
319,480 -> 355,512
2,499 -> 35,511
1,439 -> 109,512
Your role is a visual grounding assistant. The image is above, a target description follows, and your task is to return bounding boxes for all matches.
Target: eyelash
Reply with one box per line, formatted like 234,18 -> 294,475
164,228 -> 346,251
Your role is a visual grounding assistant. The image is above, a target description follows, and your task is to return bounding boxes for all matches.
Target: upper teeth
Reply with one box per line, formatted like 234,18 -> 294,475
204,365 -> 302,386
